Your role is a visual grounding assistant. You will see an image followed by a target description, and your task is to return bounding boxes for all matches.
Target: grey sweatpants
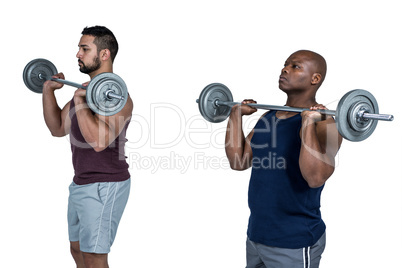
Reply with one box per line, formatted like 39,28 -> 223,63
246,232 -> 326,268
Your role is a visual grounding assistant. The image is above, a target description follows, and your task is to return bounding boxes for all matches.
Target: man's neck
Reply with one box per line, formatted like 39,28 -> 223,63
284,91 -> 318,108
89,64 -> 113,79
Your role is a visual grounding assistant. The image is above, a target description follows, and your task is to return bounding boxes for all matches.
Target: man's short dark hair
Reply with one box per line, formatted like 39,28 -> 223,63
82,26 -> 119,63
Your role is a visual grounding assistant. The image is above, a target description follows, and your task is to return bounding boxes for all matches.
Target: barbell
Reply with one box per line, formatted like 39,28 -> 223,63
23,58 -> 128,116
196,83 -> 394,142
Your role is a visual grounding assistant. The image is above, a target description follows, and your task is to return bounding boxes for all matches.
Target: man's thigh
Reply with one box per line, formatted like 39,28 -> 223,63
246,233 -> 326,268
68,179 -> 131,253
246,238 -> 267,268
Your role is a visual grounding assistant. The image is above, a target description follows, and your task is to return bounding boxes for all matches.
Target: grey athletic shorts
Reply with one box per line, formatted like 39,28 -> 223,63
67,179 -> 130,254
246,232 -> 326,268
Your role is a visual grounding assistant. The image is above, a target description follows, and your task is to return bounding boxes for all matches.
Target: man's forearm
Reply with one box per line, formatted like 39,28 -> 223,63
42,88 -> 64,136
225,107 -> 249,170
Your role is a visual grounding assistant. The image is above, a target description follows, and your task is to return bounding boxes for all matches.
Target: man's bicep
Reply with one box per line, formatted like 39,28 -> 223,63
98,97 -> 133,138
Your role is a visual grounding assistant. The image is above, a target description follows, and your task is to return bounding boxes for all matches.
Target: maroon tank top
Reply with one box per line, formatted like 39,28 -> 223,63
69,98 -> 130,185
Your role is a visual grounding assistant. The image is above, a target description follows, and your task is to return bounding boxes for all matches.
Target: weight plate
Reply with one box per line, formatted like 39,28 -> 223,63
23,58 -> 57,93
86,73 -> 128,116
335,89 -> 379,142
198,83 -> 233,123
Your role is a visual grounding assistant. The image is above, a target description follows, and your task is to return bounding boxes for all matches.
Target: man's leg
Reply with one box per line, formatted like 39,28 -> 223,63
309,232 -> 326,268
252,233 -> 326,268
68,180 -> 130,266
70,241 -> 109,268
246,238 -> 267,268
70,241 -> 85,268
82,252 -> 109,268
69,182 -> 85,267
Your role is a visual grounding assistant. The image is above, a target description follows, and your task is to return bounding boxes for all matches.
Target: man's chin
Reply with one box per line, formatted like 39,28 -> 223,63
79,67 -> 89,74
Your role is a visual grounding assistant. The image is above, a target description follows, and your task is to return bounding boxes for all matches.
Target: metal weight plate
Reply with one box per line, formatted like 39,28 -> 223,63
23,58 -> 58,93
198,83 -> 233,123
335,89 -> 379,142
86,73 -> 128,116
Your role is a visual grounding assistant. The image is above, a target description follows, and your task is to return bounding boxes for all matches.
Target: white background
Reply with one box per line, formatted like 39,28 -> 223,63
2,0 -> 401,267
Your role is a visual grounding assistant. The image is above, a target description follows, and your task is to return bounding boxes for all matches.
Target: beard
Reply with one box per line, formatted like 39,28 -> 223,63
79,56 -> 101,74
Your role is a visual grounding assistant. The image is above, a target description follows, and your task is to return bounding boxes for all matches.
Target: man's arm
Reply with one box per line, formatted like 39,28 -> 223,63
225,101 -> 257,170
73,87 -> 133,152
42,73 -> 71,137
299,105 -> 343,188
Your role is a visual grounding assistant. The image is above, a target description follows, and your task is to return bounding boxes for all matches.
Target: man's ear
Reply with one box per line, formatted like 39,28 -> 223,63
311,73 -> 322,85
100,49 -> 111,61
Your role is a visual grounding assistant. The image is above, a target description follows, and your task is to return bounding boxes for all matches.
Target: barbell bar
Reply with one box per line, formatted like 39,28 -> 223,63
23,58 -> 128,116
196,83 -> 394,142
37,73 -> 125,101
213,100 -> 393,121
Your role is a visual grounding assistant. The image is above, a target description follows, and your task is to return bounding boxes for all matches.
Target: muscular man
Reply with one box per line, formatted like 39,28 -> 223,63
225,50 -> 342,267
42,26 -> 133,268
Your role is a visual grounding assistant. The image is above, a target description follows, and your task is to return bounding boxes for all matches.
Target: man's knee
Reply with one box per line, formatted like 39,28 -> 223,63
70,241 -> 86,268
82,252 -> 108,268
70,241 -> 81,256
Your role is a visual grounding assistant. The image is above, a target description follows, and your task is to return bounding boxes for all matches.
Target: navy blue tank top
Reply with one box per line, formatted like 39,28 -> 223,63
69,98 -> 130,185
247,110 -> 325,249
